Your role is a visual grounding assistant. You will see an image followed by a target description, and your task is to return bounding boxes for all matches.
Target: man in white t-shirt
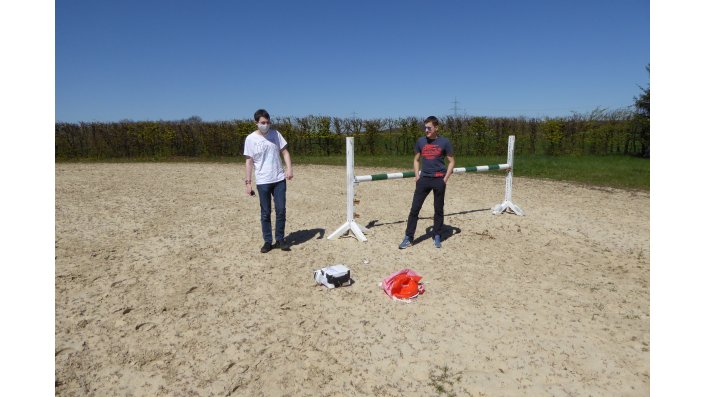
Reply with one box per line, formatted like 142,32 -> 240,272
243,109 -> 294,253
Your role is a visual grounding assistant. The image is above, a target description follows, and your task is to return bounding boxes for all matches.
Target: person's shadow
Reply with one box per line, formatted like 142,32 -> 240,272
413,224 -> 462,245
286,228 -> 325,247
365,208 -> 486,231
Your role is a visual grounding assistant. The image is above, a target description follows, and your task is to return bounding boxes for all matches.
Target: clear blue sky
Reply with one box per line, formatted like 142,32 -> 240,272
55,0 -> 649,122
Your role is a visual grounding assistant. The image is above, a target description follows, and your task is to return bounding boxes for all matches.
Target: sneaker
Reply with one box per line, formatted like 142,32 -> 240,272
260,242 -> 272,253
273,240 -> 291,251
398,236 -> 412,249
434,235 -> 442,248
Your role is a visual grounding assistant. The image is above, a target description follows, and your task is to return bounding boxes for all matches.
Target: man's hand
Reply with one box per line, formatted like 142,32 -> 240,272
444,155 -> 455,185
286,169 -> 294,180
245,184 -> 254,196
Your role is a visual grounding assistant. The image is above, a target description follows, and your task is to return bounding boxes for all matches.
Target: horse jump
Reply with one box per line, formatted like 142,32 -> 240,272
328,136 -> 524,242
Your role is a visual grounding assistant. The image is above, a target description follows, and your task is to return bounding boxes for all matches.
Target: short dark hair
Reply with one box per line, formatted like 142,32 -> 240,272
424,116 -> 439,126
254,109 -> 270,122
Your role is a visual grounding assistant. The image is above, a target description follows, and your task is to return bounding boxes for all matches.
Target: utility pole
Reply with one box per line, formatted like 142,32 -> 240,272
450,97 -> 461,116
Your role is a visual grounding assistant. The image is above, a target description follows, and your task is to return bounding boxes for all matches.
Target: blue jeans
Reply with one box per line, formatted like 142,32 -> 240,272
256,179 -> 287,243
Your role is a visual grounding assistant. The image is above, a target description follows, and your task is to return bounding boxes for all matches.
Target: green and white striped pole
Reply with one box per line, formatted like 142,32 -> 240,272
355,164 -> 511,182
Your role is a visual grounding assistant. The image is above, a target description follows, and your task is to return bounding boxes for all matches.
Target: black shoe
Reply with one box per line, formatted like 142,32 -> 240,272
273,240 -> 291,251
260,242 -> 272,253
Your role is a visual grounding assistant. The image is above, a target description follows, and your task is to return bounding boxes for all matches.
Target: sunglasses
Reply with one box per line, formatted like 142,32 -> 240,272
424,126 -> 434,131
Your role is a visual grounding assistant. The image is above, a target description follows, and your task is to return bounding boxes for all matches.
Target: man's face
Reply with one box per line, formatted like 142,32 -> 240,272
256,117 -> 271,126
424,122 -> 438,138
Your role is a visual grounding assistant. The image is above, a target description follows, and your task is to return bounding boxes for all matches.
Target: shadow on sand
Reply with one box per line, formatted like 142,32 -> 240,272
286,228 -> 325,247
364,208 -> 489,230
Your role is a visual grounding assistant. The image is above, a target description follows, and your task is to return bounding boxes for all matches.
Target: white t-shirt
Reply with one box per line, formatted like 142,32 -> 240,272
243,129 -> 288,185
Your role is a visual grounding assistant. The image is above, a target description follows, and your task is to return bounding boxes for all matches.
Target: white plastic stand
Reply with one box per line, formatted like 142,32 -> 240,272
491,135 -> 525,216
327,137 -> 369,241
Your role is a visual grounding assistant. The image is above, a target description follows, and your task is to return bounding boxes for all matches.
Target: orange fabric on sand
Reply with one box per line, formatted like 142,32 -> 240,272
390,274 -> 422,299
382,269 -> 424,300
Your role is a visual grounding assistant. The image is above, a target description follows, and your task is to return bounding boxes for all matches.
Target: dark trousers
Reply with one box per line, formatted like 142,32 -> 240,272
405,177 -> 446,239
256,179 -> 286,243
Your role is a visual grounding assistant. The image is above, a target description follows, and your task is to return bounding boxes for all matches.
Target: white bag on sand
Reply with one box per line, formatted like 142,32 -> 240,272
314,264 -> 352,288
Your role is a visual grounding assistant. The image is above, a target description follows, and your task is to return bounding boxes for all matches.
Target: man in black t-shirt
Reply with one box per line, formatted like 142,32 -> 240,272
399,116 -> 455,249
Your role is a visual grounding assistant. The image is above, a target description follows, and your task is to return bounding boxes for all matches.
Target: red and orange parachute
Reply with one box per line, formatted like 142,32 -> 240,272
381,268 -> 425,300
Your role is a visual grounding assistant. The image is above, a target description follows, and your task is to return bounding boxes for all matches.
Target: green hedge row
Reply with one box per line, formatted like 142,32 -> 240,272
55,112 -> 648,159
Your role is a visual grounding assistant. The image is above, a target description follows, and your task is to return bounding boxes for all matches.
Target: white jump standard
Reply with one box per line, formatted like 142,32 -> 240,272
327,137 -> 369,241
328,135 -> 524,242
491,135 -> 524,217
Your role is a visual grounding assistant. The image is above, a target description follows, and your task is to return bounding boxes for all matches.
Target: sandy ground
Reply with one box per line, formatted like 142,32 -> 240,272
55,163 -> 649,396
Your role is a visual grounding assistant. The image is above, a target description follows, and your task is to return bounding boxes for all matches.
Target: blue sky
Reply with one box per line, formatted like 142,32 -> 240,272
55,0 -> 649,122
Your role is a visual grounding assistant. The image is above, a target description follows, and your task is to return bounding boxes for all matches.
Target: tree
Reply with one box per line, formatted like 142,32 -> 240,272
633,64 -> 650,157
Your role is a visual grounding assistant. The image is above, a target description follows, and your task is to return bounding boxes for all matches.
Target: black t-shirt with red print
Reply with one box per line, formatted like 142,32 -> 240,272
414,136 -> 453,178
